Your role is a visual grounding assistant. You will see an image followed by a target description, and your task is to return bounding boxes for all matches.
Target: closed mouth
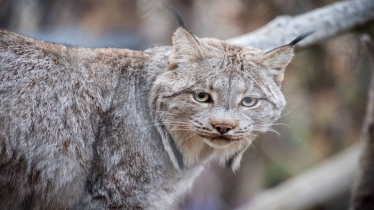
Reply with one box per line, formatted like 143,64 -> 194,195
211,137 -> 235,143
197,133 -> 242,142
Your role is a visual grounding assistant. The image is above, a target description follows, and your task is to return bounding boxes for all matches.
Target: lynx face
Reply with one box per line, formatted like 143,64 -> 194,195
150,28 -> 294,170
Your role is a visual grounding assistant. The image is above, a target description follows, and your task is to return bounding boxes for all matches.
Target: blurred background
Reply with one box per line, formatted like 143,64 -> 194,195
1,0 -> 373,209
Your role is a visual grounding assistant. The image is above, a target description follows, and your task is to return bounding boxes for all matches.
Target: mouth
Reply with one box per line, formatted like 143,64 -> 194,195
197,133 -> 242,148
198,133 -> 242,142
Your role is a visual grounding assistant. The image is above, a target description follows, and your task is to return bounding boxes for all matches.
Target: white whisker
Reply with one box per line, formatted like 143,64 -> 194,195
141,123 -> 190,130
242,115 -> 254,123
170,129 -> 195,132
255,122 -> 290,129
135,108 -> 179,116
180,133 -> 198,143
279,111 -> 291,119
266,128 -> 282,140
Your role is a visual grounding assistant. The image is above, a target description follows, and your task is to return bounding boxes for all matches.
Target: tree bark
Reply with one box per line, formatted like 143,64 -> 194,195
227,0 -> 374,50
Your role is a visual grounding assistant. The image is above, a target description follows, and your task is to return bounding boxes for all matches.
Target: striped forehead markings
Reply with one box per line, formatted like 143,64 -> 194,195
226,68 -> 234,109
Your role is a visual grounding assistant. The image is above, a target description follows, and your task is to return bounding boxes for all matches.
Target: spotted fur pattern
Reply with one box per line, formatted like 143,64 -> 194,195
0,27 -> 296,210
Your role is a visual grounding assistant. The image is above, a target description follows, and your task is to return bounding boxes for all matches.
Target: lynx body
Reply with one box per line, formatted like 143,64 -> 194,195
0,21 -> 309,209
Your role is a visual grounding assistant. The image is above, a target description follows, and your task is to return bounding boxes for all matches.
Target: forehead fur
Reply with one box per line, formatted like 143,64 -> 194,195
172,37 -> 264,82
201,38 -> 262,58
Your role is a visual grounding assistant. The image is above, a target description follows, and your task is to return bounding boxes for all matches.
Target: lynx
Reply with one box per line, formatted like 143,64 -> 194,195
0,7 -> 311,210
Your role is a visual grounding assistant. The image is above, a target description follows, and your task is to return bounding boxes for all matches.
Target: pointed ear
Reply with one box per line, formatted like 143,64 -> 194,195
256,46 -> 294,86
255,31 -> 314,86
169,27 -> 205,70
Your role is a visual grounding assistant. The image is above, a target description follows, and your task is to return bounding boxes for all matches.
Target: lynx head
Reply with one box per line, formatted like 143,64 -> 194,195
150,7 -> 312,171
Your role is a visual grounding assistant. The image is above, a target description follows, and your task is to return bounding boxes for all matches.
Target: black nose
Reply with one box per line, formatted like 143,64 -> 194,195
214,124 -> 233,134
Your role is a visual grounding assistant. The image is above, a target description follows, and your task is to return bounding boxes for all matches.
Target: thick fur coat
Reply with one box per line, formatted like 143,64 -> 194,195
0,26 -> 309,209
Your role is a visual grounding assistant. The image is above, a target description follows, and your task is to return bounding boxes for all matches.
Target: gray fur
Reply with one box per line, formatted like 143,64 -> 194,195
0,27 -> 297,209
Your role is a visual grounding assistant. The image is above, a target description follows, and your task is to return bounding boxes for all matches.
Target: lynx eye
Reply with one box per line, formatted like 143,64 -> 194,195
193,92 -> 211,102
241,97 -> 258,107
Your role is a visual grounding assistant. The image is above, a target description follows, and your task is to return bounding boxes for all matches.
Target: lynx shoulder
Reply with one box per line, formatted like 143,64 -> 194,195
0,12 -> 311,210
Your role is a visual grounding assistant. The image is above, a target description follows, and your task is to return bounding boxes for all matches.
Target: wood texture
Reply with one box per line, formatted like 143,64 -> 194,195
228,0 -> 374,49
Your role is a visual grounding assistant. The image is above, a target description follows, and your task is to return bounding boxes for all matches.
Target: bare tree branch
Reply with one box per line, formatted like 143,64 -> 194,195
350,34 -> 374,210
235,144 -> 361,210
227,0 -> 374,49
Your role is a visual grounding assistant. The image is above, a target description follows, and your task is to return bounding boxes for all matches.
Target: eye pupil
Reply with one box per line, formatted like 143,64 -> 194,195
244,97 -> 253,103
242,97 -> 258,107
194,92 -> 210,102
198,92 -> 206,99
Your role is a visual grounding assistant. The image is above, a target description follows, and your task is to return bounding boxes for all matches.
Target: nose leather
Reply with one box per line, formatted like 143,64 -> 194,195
214,124 -> 233,134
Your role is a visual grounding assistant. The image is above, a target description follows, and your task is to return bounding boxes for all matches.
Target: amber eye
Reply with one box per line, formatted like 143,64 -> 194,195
194,92 -> 211,102
242,97 -> 258,107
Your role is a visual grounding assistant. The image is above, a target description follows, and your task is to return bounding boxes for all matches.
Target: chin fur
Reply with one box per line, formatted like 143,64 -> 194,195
170,128 -> 255,171
169,130 -> 214,167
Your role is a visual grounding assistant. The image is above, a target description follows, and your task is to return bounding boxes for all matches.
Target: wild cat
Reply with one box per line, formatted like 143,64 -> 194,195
0,6 -> 312,210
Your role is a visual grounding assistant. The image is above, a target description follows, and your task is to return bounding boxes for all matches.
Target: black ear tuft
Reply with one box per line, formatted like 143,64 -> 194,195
288,31 -> 315,46
169,5 -> 199,43
169,5 -> 186,29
